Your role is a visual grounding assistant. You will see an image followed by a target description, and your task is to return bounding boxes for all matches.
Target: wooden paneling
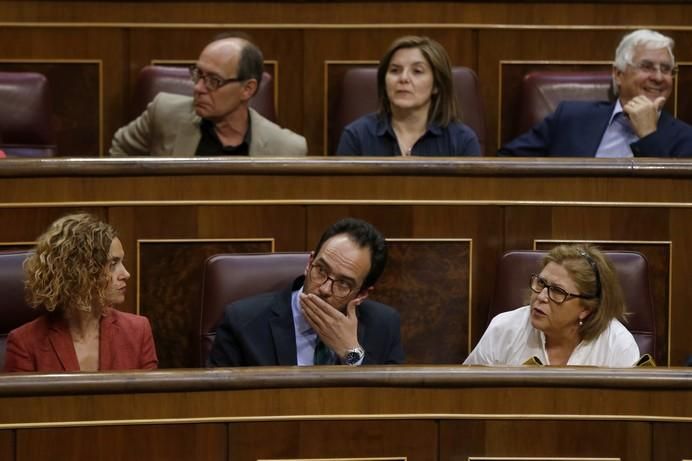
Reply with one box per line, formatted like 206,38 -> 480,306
228,420 -> 437,461
0,367 -> 689,461
4,2 -> 692,26
138,239 -> 273,368
378,239 -> 471,364
440,420 -> 650,461
0,431 -> 14,461
16,424 -> 226,461
652,422 -> 692,461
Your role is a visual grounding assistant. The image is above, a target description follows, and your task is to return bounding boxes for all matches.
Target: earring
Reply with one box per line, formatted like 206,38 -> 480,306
579,319 -> 584,326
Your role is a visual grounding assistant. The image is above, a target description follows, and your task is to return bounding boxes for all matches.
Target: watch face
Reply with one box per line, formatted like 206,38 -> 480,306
344,347 -> 364,365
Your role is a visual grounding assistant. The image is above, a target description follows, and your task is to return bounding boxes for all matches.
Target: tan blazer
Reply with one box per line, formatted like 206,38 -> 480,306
110,92 -> 307,157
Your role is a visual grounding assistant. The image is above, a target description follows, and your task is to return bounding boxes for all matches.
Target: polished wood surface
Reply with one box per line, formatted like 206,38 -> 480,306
1,158 -> 691,366
0,367 -> 690,460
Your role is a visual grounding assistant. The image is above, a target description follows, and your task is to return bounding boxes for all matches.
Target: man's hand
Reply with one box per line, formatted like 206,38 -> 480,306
623,95 -> 665,138
300,293 -> 360,359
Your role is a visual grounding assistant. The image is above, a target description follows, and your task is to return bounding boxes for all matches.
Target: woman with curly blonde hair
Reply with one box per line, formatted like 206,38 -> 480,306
4,213 -> 158,372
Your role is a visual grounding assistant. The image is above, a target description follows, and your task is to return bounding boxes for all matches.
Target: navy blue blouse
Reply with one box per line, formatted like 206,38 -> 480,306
336,113 -> 481,156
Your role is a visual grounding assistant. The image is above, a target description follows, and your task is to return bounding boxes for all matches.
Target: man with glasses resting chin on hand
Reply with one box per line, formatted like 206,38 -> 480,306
110,35 -> 306,157
499,29 -> 692,157
209,218 -> 405,367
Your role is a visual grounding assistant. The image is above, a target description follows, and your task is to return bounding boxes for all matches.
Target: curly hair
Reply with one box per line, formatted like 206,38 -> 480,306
24,213 -> 117,316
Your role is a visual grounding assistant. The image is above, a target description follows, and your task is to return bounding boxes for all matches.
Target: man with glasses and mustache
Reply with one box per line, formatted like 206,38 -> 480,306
110,35 -> 306,156
499,29 -> 692,157
209,218 -> 404,366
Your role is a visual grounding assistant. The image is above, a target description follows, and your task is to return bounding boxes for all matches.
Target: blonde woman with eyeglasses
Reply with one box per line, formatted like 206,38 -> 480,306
464,244 -> 639,367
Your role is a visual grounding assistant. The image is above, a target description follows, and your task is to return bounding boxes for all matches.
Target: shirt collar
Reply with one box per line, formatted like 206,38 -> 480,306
608,99 -> 626,126
200,111 -> 253,146
375,114 -> 443,138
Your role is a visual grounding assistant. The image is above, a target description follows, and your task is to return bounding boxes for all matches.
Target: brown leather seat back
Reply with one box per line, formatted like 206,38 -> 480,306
0,251 -> 41,369
197,252 -> 309,366
330,66 -> 486,153
488,250 -> 656,358
132,65 -> 277,122
0,72 -> 56,157
518,70 -> 613,134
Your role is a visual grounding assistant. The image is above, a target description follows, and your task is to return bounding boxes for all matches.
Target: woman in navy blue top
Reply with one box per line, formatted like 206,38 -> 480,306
336,36 -> 481,157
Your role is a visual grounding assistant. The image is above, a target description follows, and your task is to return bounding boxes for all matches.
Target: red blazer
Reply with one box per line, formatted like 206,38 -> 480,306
3,309 -> 158,372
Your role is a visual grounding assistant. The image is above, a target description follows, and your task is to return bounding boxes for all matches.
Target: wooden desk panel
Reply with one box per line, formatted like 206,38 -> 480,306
0,368 -> 690,461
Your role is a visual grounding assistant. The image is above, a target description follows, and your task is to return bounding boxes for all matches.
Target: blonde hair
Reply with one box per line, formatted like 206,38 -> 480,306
542,244 -> 627,342
24,213 -> 116,317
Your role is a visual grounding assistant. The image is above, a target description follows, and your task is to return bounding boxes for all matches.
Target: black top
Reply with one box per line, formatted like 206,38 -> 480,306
195,118 -> 252,156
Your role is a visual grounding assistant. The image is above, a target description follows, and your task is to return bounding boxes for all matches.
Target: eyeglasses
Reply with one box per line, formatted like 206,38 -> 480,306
630,60 -> 678,77
530,274 -> 596,304
309,263 -> 357,298
189,65 -> 243,91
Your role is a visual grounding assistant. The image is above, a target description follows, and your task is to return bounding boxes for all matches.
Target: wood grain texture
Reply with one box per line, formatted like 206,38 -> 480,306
228,420 -> 436,461
0,431 -> 14,461
377,240 -> 470,363
441,420 -> 651,461
138,240 -> 273,368
16,424 -> 226,461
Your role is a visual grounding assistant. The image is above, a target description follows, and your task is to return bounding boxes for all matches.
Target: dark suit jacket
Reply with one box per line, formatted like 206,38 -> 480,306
209,276 -> 405,366
499,100 -> 692,157
3,309 -> 158,372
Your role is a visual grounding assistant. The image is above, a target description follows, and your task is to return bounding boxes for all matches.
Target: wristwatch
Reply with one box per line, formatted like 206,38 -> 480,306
342,346 -> 365,366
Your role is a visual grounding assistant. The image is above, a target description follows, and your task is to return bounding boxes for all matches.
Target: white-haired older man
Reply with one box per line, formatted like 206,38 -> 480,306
499,29 -> 692,157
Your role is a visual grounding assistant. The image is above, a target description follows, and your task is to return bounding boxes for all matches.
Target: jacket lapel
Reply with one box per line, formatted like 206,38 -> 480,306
585,102 -> 617,156
269,284 -> 299,365
172,109 -> 202,157
99,312 -> 117,370
48,318 -> 80,371
248,108 -> 269,156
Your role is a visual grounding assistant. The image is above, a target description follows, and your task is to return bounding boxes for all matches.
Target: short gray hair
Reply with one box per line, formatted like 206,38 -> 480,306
614,29 -> 674,71
612,29 -> 674,95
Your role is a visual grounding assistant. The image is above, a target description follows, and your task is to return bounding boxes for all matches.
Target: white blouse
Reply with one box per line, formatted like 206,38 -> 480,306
464,305 -> 640,367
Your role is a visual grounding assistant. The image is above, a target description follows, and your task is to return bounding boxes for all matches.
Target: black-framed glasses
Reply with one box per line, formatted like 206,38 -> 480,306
309,263 -> 356,298
530,274 -> 596,304
189,65 -> 243,91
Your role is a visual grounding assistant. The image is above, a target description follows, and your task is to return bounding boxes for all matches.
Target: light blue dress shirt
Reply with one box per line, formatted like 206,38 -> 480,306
291,287 -> 321,366
595,100 -> 638,158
